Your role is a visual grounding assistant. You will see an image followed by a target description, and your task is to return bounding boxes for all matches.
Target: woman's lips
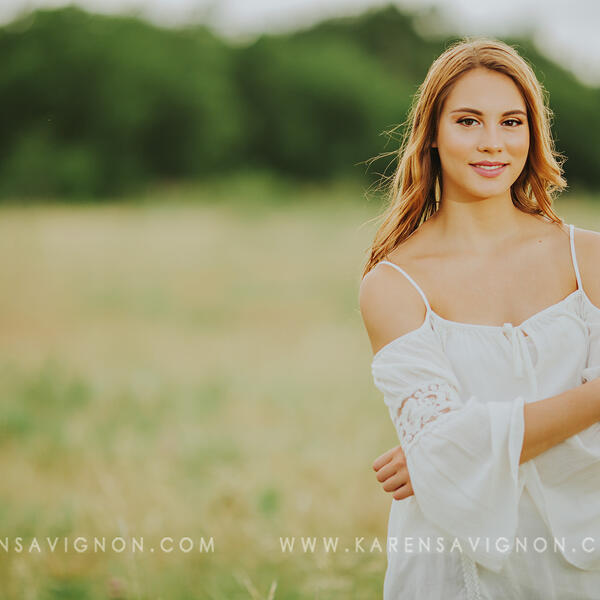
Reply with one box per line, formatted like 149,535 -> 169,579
469,163 -> 507,178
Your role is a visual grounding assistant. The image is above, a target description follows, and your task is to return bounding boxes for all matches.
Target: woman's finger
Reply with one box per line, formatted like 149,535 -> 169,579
372,448 -> 395,471
392,481 -> 414,501
372,444 -> 404,471
374,461 -> 397,483
382,469 -> 410,493
374,452 -> 407,483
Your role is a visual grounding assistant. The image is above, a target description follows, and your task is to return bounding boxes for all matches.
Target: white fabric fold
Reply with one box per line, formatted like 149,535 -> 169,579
371,325 -> 527,572
525,294 -> 600,570
582,297 -> 600,384
527,432 -> 600,570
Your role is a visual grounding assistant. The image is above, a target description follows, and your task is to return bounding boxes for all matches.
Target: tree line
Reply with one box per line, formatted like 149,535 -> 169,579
0,5 -> 598,199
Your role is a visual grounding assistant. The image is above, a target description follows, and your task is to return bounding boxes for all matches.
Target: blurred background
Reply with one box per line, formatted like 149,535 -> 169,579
1,1 -> 599,598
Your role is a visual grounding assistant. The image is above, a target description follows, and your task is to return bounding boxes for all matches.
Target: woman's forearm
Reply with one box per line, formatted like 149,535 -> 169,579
520,377 -> 600,464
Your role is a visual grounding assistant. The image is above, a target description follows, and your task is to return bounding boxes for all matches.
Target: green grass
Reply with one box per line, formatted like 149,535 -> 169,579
0,177 -> 598,598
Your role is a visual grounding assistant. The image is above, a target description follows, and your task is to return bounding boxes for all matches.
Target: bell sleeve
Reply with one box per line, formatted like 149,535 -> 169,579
371,324 -> 526,573
582,296 -> 600,384
526,294 -> 600,571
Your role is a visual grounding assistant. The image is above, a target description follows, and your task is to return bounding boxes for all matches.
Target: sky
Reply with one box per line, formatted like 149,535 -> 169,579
3,0 -> 600,86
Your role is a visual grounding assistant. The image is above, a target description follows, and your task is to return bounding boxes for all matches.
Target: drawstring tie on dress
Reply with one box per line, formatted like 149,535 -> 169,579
502,322 -> 538,400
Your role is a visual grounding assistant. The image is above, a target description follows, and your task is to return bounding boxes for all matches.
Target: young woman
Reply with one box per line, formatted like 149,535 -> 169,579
359,37 -> 600,599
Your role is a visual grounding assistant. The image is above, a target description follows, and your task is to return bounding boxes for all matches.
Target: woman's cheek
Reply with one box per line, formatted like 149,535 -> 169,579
508,131 -> 529,156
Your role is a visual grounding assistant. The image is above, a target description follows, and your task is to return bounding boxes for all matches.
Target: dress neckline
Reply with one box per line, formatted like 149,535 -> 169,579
378,222 -> 586,332
428,288 -> 582,331
371,288 -> 600,365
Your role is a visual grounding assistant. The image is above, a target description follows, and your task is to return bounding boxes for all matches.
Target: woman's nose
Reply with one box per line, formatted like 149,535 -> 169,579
477,139 -> 502,153
477,127 -> 503,152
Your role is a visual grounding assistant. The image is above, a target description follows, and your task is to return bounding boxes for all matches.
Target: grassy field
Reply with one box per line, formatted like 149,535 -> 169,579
0,178 -> 598,599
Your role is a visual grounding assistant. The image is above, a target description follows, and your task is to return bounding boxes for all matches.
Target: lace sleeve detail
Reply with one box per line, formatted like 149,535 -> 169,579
390,380 -> 463,451
370,330 -> 526,572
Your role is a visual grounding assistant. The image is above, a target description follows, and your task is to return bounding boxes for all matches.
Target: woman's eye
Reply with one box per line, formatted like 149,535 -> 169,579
457,117 -> 523,127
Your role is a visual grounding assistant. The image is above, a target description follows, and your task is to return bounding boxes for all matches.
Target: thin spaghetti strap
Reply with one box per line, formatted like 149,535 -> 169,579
378,260 -> 432,313
569,223 -> 584,292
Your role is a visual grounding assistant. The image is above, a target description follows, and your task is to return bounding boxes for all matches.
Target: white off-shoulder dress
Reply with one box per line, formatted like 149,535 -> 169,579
371,223 -> 600,599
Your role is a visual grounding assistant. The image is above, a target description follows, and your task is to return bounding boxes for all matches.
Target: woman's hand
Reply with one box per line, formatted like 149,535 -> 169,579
372,444 -> 414,500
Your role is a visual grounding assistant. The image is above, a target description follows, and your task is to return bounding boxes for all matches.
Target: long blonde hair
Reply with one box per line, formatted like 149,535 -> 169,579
362,36 -> 567,278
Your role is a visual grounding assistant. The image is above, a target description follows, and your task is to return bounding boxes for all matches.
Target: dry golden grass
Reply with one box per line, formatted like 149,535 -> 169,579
0,182 -> 597,599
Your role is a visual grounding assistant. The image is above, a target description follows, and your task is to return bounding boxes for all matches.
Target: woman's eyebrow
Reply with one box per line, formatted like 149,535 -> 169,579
449,107 -> 527,117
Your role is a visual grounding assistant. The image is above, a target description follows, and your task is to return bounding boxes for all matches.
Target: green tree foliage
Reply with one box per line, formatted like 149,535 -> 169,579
0,7 -> 242,198
0,4 -> 598,199
234,34 -> 414,179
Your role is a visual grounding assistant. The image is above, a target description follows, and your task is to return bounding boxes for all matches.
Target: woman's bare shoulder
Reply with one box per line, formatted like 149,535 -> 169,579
572,223 -> 600,244
572,224 -> 600,307
359,256 -> 429,356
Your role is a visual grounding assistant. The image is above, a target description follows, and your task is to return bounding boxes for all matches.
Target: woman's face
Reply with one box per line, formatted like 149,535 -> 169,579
432,67 -> 530,203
